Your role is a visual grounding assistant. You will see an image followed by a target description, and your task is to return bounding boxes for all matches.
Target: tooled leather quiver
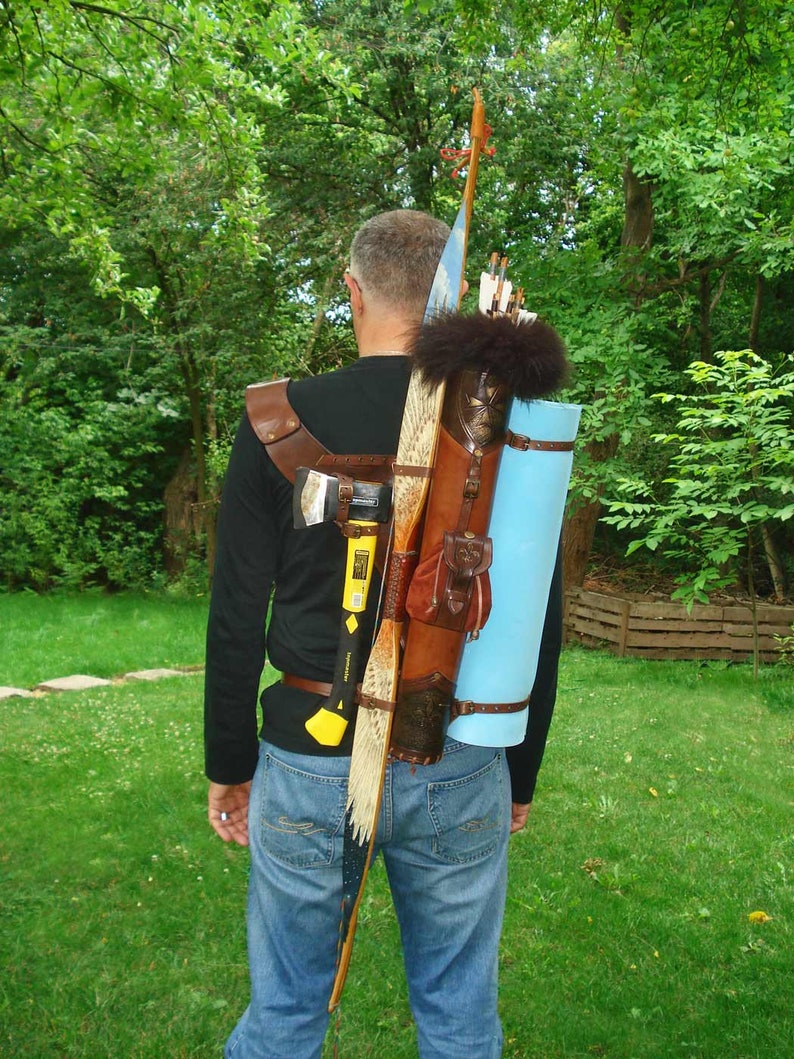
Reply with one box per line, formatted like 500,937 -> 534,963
389,368 -> 509,764
388,310 -> 570,765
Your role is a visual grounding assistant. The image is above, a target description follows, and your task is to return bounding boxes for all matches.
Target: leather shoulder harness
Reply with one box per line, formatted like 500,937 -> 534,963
245,378 -> 395,485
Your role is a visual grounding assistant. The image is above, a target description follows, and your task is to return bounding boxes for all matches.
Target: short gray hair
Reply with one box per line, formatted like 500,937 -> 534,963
349,210 -> 450,318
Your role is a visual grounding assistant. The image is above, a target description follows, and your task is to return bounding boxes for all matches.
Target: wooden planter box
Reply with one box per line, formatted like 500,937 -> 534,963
564,587 -> 794,662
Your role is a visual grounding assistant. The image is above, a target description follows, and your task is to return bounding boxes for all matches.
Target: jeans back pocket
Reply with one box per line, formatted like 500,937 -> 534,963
258,753 -> 348,869
427,753 -> 505,864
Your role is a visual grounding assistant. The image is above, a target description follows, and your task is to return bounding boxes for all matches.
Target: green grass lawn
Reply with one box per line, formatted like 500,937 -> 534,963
0,593 -> 791,1058
0,587 -> 283,708
0,589 -> 209,689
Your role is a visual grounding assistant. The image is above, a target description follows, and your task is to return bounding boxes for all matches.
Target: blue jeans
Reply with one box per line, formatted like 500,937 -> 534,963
225,738 -> 511,1059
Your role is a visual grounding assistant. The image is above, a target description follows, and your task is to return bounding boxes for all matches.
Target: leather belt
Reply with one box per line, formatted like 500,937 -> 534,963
282,673 -> 362,700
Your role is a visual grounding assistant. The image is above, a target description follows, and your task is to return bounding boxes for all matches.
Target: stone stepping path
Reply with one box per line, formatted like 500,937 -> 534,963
0,667 -> 201,701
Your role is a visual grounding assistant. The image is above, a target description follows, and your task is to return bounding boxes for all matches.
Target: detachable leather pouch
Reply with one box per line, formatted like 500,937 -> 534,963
405,529 -> 493,634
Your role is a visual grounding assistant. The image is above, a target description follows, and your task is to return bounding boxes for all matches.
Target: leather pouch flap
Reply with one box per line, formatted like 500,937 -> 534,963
442,530 -> 492,578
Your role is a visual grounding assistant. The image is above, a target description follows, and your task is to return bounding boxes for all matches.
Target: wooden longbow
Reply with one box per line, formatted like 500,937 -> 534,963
328,88 -> 488,1012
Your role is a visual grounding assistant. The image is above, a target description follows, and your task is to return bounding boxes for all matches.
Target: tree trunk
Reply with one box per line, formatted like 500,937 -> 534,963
563,501 -> 601,592
562,434 -> 620,591
305,265 -> 343,366
568,162 -> 650,588
567,8 -> 650,590
749,438 -> 787,600
699,268 -> 712,361
205,386 -> 219,581
163,449 -> 200,577
181,346 -> 215,580
749,274 -> 764,350
620,163 -> 653,251
759,523 -> 787,601
746,535 -> 760,679
147,246 -> 215,581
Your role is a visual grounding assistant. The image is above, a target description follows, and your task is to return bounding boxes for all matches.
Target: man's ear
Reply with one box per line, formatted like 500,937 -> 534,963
344,272 -> 364,316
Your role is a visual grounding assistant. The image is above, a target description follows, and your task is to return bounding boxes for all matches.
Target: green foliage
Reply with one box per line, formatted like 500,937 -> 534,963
603,350 -> 794,605
1,0 -> 793,588
773,624 -> 794,666
0,318 -> 183,589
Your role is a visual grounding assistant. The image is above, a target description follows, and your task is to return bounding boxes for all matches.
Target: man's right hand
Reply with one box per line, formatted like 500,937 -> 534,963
208,781 -> 252,846
510,801 -> 532,834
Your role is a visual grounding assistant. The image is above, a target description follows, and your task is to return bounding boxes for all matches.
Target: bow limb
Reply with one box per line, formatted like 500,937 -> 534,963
328,88 -> 489,1013
458,87 -> 485,297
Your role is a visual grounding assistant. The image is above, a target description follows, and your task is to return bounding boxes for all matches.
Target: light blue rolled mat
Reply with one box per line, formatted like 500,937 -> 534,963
447,398 -> 582,747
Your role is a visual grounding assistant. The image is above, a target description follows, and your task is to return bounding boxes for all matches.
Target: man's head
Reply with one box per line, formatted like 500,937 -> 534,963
347,209 -> 450,321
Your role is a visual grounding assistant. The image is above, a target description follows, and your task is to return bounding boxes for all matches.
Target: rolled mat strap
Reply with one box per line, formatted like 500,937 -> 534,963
450,696 -> 529,720
505,430 -> 575,452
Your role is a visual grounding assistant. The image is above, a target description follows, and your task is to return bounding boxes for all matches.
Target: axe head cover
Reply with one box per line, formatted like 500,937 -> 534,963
293,467 -> 393,529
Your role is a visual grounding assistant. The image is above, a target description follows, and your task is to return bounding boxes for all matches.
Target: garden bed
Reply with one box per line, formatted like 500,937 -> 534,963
564,586 -> 794,662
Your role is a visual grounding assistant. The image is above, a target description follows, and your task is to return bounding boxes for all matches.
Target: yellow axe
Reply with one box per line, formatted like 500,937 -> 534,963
292,467 -> 392,745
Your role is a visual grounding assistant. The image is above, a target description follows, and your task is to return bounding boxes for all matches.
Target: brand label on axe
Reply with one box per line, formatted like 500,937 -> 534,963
352,551 -> 370,581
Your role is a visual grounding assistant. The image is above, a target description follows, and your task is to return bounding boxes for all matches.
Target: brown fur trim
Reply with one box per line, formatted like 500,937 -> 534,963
412,311 -> 570,400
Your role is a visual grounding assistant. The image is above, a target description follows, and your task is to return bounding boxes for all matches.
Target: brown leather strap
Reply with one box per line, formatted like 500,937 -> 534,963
245,379 -> 396,573
246,380 -> 329,484
393,463 -> 433,478
359,694 -> 396,713
282,673 -> 362,699
281,677 -> 390,709
450,696 -> 529,720
246,380 -> 398,485
457,447 -> 483,530
317,453 -> 395,483
336,474 -> 354,525
505,430 -> 574,453
282,673 -> 333,696
338,522 -> 380,538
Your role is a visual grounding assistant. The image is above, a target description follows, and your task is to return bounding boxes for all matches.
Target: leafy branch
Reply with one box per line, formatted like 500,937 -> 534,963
603,350 -> 794,622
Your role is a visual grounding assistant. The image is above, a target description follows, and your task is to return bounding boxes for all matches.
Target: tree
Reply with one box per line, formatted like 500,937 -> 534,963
2,0 -> 792,594
0,0 -> 353,577
457,0 -> 794,589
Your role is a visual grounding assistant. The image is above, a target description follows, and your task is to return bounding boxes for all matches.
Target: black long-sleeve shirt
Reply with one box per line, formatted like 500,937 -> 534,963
204,354 -> 560,802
